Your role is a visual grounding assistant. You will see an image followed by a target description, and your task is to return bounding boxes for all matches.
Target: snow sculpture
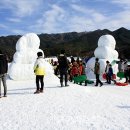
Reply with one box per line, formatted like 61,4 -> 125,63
8,33 -> 41,80
8,33 -> 60,85
86,34 -> 118,79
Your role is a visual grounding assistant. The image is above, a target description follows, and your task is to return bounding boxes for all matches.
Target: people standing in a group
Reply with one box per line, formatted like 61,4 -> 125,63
94,58 -> 103,87
58,50 -> 69,87
34,52 -> 46,94
0,50 -> 8,98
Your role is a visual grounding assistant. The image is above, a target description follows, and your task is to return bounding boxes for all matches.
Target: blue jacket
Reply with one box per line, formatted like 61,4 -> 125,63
108,67 -> 113,77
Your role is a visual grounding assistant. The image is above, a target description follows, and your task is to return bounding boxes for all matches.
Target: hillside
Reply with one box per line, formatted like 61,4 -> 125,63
0,27 -> 130,60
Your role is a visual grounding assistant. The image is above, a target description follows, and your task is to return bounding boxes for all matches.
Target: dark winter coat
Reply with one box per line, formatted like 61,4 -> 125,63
58,54 -> 68,70
94,61 -> 100,74
0,54 -> 8,75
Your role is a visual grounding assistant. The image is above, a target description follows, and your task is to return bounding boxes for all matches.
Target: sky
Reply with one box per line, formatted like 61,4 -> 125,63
0,0 -> 130,36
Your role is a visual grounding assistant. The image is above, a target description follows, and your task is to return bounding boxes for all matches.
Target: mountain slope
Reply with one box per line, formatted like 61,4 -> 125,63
0,27 -> 130,60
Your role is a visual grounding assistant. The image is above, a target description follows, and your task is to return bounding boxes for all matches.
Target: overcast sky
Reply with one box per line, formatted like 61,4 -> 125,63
0,0 -> 130,36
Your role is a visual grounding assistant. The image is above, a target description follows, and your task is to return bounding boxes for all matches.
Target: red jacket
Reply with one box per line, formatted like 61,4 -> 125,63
71,66 -> 79,76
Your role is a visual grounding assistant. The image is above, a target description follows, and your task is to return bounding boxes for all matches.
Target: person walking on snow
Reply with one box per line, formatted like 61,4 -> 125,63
94,58 -> 103,87
34,52 -> 46,94
0,50 -> 8,98
58,50 -> 69,87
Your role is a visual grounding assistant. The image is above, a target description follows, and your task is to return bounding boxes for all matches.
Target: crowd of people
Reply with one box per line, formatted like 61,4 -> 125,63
51,52 -> 130,88
0,49 -> 130,97
50,50 -> 86,87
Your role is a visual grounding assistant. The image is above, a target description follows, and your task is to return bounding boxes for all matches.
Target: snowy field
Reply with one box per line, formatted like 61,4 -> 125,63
0,77 -> 130,130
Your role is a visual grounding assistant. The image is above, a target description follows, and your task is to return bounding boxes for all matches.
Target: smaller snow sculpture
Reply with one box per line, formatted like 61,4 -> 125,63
86,34 -> 118,79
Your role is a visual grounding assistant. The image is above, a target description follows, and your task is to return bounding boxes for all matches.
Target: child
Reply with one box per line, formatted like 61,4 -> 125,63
34,52 -> 46,94
108,64 -> 116,84
71,61 -> 79,79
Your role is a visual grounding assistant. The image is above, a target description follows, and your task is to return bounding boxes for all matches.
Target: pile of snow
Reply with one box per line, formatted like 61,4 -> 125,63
86,35 -> 118,79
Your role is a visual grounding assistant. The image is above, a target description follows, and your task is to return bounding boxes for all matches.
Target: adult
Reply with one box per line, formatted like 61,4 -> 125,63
123,60 -> 129,83
94,58 -> 103,87
34,52 -> 46,94
118,59 -> 124,72
58,50 -> 69,87
0,50 -> 8,97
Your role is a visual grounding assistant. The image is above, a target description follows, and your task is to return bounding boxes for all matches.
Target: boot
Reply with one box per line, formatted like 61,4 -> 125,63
85,81 -> 87,86
65,82 -> 69,87
60,82 -> 63,87
100,83 -> 103,87
40,89 -> 44,93
34,90 -> 40,94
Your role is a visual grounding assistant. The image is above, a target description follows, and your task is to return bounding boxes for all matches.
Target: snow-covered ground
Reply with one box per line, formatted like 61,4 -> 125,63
0,77 -> 130,130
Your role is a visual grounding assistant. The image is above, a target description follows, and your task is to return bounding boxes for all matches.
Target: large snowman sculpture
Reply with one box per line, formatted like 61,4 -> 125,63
86,34 -> 119,79
8,33 -> 60,86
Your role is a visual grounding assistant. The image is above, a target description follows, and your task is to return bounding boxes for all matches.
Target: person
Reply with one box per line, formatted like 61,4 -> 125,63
58,50 -> 69,87
123,60 -> 129,83
70,56 -> 75,64
105,60 -> 110,83
94,58 -> 103,87
0,50 -> 8,98
79,61 -> 84,75
34,52 -> 46,94
70,61 -> 79,79
118,59 -> 124,72
107,64 -> 113,84
53,61 -> 59,76
127,65 -> 130,83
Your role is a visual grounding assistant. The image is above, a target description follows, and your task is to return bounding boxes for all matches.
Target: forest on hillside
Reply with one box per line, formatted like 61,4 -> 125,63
0,27 -> 130,61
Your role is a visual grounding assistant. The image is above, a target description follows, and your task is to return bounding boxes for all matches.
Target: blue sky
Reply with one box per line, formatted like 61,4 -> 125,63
0,0 -> 130,36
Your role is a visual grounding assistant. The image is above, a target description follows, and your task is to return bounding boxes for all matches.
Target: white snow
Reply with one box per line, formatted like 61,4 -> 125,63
0,77 -> 130,130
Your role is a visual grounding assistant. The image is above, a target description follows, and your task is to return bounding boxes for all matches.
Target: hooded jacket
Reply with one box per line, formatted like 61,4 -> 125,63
34,56 -> 46,75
